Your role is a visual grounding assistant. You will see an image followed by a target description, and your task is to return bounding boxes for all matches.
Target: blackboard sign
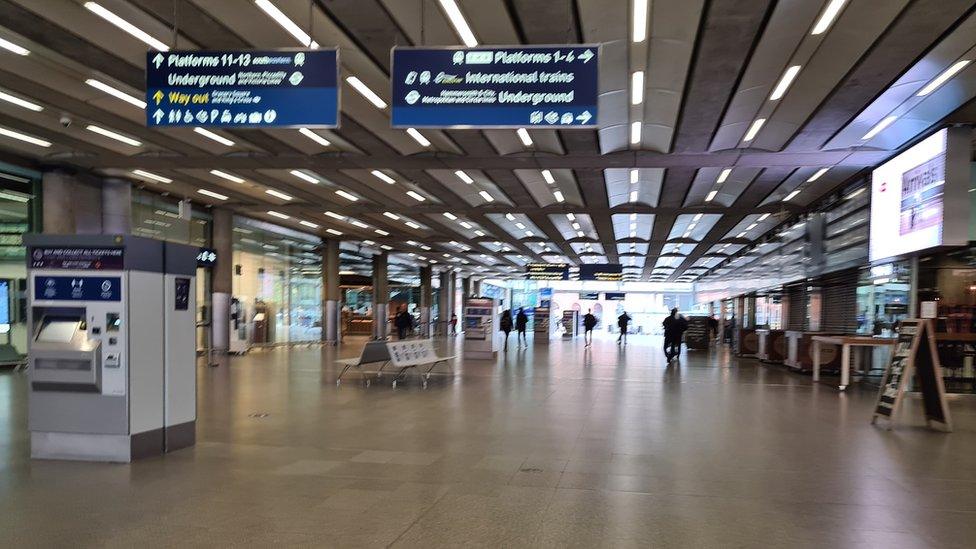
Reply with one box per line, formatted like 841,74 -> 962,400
684,316 -> 710,350
872,319 -> 952,431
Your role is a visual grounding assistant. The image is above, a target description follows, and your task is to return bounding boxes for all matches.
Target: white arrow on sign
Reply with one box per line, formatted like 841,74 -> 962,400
576,111 -> 592,124
153,53 -> 165,69
153,109 -> 164,123
578,49 -> 594,63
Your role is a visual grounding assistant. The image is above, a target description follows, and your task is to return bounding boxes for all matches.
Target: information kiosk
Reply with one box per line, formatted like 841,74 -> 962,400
25,235 -> 197,462
463,297 -> 499,359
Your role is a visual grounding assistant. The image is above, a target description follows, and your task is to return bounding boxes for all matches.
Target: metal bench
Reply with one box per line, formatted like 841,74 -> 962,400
334,340 -> 391,385
386,339 -> 456,388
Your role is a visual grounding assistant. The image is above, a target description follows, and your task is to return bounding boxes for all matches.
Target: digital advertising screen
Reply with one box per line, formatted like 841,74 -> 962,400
869,129 -> 947,262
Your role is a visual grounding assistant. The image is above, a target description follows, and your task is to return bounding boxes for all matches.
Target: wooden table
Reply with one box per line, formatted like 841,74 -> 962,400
812,335 -> 897,391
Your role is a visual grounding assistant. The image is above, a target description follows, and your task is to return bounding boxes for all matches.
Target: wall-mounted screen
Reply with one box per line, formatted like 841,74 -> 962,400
869,129 -> 948,261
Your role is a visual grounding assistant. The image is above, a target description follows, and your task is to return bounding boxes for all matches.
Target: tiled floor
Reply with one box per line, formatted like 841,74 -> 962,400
2,334 -> 976,547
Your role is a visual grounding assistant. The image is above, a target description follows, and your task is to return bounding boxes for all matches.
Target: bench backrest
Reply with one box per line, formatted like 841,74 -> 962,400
387,339 -> 439,367
360,340 -> 392,364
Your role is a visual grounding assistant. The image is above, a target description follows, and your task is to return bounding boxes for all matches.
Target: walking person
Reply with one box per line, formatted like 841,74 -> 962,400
582,309 -> 597,346
394,304 -> 413,340
500,309 -> 513,351
450,313 -> 458,336
515,307 -> 528,347
617,311 -> 632,345
662,308 -> 685,361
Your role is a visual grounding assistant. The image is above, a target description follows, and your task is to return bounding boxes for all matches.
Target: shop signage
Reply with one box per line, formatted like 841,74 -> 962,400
391,46 -> 599,128
605,292 -> 626,301
526,263 -> 569,280
34,276 -> 122,302
579,263 -> 623,281
579,292 -> 600,300
872,319 -> 951,431
146,49 -> 339,128
29,247 -> 124,270
196,247 -> 218,267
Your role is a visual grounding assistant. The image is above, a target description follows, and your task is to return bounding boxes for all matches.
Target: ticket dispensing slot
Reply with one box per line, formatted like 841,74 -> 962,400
29,308 -> 102,392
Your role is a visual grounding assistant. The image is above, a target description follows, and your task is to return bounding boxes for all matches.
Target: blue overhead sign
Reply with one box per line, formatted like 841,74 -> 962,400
145,49 -> 338,128
391,46 -> 598,128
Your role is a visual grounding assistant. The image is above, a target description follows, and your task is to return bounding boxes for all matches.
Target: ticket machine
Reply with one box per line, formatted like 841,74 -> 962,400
25,235 -> 197,462
463,297 -> 500,359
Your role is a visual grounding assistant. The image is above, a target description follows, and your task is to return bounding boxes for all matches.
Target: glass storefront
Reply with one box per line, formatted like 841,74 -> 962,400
0,168 -> 39,357
232,217 -> 322,345
856,262 -> 911,336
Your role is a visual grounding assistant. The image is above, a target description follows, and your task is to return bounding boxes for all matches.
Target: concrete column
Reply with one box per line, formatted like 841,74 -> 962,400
372,252 -> 389,339
472,278 -> 481,297
448,270 -> 457,326
419,265 -> 433,337
210,208 -> 233,352
321,239 -> 340,345
41,171 -> 77,234
461,276 -> 471,309
719,300 -> 727,344
438,270 -> 451,335
101,178 -> 132,234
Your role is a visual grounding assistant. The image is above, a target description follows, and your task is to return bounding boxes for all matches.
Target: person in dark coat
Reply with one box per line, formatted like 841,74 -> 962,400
662,308 -> 687,361
617,312 -> 632,345
582,309 -> 597,347
515,307 -> 529,347
500,309 -> 514,351
394,305 -> 414,340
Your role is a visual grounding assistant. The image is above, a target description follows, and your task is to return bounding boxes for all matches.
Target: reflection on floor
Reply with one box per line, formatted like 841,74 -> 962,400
2,334 -> 976,547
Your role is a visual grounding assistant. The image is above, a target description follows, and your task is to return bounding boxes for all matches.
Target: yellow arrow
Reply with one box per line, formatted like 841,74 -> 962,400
153,90 -> 163,105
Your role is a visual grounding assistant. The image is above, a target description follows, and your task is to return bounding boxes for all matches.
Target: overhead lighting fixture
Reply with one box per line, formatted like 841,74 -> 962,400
86,125 -> 141,147
505,213 -> 516,221
571,222 -> 581,230
371,170 -> 395,184
553,190 -> 565,203
438,0 -> 478,47
811,0 -> 848,35
346,76 -> 387,109
769,65 -> 802,101
324,211 -> 345,220
541,170 -> 555,184
335,190 -> 358,201
131,169 -> 171,184
406,127 -> 431,147
631,71 -> 644,105
289,169 -> 319,184
267,210 -> 290,220
515,222 -> 526,230
736,231 -> 748,238
326,228 -> 343,236
350,220 -> 369,229
807,168 -> 829,182
705,190 -> 718,202
383,212 -> 399,220
443,212 -> 458,220
298,127 -> 330,147
630,169 -> 639,184
630,121 -> 641,145
254,0 -> 318,47
363,240 -> 375,246
194,127 -> 235,146
406,190 -> 426,202
210,170 -> 245,184
717,168 -> 731,184
566,213 -> 576,221
0,37 -> 29,56
916,60 -> 972,97
629,190 -> 638,202
861,115 -> 897,140
455,170 -> 474,184
783,189 -> 801,202
516,128 -> 533,147
405,221 -> 421,229
746,223 -> 758,231
0,190 -> 30,203
844,188 -> 866,200
460,221 -> 473,229
265,189 -> 293,201
479,190 -> 494,202
299,220 -> 319,229
743,118 -> 766,142
375,229 -> 390,236
757,213 -> 770,221
84,3 -> 170,51
0,90 -> 42,111
633,0 -> 649,42
693,213 -> 703,222
197,189 -> 228,201
576,231 -> 585,238
85,79 -> 146,109
474,230 -> 485,236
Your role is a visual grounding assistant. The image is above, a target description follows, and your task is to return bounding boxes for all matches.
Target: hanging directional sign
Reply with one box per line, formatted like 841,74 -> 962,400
391,46 -> 599,128
145,49 -> 339,128
578,263 -> 623,282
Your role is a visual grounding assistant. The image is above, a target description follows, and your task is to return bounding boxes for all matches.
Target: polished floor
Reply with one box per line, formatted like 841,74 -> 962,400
2,334 -> 976,548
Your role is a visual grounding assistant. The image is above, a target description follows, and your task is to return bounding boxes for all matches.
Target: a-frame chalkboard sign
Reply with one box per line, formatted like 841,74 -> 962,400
871,319 -> 952,432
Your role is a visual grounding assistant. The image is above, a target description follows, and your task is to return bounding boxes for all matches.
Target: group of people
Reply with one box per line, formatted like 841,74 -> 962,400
499,307 -> 528,350
581,310 -> 632,346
